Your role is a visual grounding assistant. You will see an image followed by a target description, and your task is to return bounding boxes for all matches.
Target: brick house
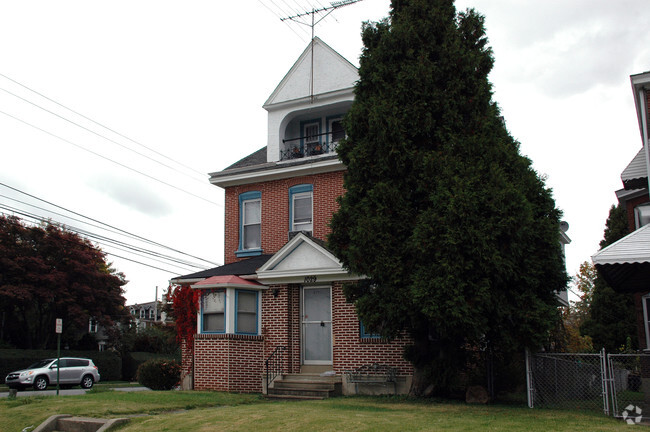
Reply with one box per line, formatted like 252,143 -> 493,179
592,71 -> 650,394
171,38 -> 413,395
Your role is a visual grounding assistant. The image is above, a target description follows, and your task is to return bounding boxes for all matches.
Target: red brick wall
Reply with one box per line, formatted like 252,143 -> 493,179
331,282 -> 414,375
187,282 -> 413,392
223,170 -> 345,264
194,333 -> 264,392
262,282 -> 413,376
625,195 -> 650,231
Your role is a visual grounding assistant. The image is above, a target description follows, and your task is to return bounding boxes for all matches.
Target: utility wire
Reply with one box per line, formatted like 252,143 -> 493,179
0,182 -> 220,266
0,86 -> 212,189
0,208 -> 202,274
0,72 -> 209,181
0,110 -> 222,208
0,192 -> 214,268
0,209 -> 181,274
0,205 -> 207,272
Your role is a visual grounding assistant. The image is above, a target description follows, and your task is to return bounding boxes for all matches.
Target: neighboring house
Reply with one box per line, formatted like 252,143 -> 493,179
593,73 -> 650,355
128,300 -> 166,331
87,317 -> 109,351
171,38 -> 413,395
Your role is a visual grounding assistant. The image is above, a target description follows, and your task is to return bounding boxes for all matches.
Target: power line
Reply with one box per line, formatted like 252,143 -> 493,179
0,72 -> 209,181
0,192 -> 213,269
0,205 -> 207,273
0,85 -> 214,192
0,182 -> 220,267
0,109 -> 222,208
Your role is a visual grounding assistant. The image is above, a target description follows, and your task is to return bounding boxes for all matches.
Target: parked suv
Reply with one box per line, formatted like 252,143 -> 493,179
5,357 -> 100,390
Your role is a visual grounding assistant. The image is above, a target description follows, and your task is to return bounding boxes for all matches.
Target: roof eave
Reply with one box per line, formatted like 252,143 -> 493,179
210,158 -> 345,188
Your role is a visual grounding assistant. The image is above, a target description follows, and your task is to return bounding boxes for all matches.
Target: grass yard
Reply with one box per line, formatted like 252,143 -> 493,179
0,391 -> 633,432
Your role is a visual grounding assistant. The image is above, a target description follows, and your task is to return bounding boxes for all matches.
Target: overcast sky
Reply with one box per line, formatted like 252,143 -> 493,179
1,0 -> 648,305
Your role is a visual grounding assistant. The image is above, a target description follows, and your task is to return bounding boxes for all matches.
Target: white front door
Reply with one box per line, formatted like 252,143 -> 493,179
302,286 -> 332,365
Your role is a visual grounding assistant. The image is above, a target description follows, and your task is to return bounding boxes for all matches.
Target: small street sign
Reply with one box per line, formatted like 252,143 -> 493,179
55,318 -> 62,334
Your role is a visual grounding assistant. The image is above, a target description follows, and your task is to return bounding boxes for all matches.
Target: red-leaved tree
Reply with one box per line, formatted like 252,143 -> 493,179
0,215 -> 128,349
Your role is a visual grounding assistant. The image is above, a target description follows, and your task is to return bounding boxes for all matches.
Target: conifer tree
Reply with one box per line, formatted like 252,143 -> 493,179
328,0 -> 567,394
581,204 -> 637,352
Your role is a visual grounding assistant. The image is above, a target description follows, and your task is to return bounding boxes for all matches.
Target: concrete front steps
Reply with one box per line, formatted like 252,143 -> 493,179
33,414 -> 129,432
266,373 -> 342,400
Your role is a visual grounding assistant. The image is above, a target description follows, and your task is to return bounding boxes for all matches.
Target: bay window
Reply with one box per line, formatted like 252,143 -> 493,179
202,290 -> 226,333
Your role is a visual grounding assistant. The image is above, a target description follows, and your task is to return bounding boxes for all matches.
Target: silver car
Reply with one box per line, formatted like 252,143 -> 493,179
4,357 -> 100,390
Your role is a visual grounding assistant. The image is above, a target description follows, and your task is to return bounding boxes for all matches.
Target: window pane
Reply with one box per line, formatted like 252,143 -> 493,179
304,288 -> 330,322
244,200 -> 261,224
305,124 -> 319,142
204,313 -> 224,332
204,291 -> 225,313
236,291 -> 257,334
636,205 -> 650,229
238,291 -> 257,313
331,120 -> 345,142
237,312 -> 257,333
294,195 -> 312,222
304,322 -> 332,361
244,224 -> 261,249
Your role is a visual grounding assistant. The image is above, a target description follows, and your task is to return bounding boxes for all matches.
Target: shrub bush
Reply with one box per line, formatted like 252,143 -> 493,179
137,358 -> 180,390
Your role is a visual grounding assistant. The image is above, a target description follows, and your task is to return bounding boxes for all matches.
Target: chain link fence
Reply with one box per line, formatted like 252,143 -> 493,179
526,349 -> 650,422
526,350 -> 608,413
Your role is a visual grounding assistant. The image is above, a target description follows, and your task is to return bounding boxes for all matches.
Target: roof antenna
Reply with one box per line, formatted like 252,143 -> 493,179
281,0 -> 363,103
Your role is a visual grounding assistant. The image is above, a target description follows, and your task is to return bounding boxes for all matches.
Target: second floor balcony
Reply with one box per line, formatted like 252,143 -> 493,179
280,130 -> 342,161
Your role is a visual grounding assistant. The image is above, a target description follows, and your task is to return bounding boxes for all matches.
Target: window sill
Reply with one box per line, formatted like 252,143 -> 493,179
360,337 -> 387,344
235,248 -> 263,258
196,333 -> 263,341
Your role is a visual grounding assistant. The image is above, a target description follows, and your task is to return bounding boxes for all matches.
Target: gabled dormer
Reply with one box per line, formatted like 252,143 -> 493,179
264,37 -> 358,163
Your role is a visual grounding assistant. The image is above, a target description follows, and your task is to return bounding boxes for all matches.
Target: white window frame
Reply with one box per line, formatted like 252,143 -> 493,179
202,290 -> 226,334
291,191 -> 313,233
304,122 -> 319,144
88,318 -> 98,334
635,203 -> 650,229
235,290 -> 259,335
242,198 -> 261,250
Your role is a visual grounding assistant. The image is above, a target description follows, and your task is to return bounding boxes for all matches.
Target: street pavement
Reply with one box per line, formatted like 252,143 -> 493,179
0,386 -> 150,397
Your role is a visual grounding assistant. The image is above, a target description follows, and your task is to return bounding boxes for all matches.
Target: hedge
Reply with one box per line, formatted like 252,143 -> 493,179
123,352 -> 181,382
0,349 -> 122,382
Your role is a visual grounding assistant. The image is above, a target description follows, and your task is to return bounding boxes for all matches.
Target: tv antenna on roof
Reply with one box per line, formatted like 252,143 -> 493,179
280,0 -> 363,102
281,0 -> 364,41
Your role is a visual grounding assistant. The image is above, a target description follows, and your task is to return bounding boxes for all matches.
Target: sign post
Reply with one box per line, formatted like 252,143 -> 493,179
55,318 -> 62,396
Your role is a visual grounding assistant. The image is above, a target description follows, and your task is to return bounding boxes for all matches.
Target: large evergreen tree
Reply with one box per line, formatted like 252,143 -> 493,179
328,0 -> 567,393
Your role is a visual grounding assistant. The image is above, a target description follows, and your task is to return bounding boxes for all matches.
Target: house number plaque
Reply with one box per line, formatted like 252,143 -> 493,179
304,276 -> 317,283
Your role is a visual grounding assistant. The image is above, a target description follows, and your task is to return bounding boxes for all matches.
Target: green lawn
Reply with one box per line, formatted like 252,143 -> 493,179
0,391 -> 632,432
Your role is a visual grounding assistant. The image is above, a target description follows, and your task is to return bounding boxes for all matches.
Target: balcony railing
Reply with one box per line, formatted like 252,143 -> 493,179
280,131 -> 342,161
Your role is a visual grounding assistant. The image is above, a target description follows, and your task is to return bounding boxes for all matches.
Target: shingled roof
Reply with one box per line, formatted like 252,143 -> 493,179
171,254 -> 273,284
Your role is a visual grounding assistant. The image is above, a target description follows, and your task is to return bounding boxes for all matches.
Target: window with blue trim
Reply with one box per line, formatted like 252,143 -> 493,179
359,321 -> 381,339
238,191 -> 262,256
235,290 -> 258,334
289,184 -> 313,234
202,290 -> 226,333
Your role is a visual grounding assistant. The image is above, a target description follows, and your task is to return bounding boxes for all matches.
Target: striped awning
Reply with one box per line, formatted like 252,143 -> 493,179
592,224 -> 650,292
